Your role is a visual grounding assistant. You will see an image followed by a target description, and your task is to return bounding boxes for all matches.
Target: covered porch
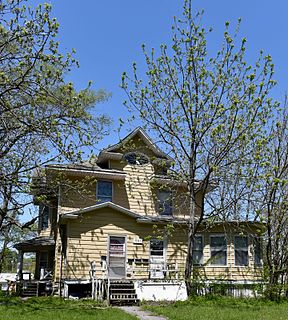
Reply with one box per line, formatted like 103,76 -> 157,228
14,236 -> 55,296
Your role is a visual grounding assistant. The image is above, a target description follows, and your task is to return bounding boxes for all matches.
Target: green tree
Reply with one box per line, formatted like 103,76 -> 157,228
257,109 -> 288,299
122,0 -> 276,295
0,0 -> 110,253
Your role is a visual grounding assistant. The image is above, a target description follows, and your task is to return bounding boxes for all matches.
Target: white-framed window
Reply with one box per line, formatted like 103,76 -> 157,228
193,235 -> 204,265
158,190 -> 172,216
253,237 -> 262,266
235,236 -> 249,266
210,235 -> 227,266
150,239 -> 164,257
97,180 -> 112,203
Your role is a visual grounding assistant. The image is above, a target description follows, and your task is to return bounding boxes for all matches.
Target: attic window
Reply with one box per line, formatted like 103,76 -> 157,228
124,152 -> 149,165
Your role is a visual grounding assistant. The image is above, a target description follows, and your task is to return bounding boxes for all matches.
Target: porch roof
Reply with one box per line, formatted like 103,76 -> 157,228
14,236 -> 55,252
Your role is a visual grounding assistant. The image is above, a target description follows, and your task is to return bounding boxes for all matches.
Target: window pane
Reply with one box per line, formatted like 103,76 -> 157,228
235,236 -> 248,266
211,250 -> 227,265
194,236 -> 203,250
210,236 -> 227,265
158,190 -> 172,216
193,236 -> 203,265
40,206 -> 49,230
150,239 -> 164,256
211,236 -> 226,248
97,181 -> 112,203
254,238 -> 262,266
235,236 -> 248,249
235,251 -> 248,266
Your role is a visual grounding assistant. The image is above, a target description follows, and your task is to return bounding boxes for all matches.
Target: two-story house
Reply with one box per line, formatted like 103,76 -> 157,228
15,128 -> 263,302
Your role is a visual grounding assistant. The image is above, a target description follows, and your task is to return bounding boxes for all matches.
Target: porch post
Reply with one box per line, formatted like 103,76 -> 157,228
17,250 -> 23,280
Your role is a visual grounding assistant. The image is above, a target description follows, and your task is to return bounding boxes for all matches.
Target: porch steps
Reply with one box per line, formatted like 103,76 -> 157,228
21,282 -> 38,297
109,280 -> 139,305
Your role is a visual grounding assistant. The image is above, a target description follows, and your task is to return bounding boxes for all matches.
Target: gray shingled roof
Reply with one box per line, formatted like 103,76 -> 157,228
14,236 -> 55,251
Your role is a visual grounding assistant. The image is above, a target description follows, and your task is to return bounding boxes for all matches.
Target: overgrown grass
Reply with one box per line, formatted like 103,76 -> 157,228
0,295 -> 137,320
143,296 -> 288,320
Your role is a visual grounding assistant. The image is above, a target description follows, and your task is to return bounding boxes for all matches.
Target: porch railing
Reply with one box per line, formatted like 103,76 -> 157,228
100,260 -> 179,280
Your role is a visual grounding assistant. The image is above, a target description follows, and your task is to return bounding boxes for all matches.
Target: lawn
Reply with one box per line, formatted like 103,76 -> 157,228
144,296 -> 288,320
0,296 -> 137,320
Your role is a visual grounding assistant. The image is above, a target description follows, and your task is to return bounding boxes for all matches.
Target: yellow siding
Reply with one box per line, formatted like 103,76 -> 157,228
57,208 -> 154,280
123,163 -> 157,216
54,208 -> 262,282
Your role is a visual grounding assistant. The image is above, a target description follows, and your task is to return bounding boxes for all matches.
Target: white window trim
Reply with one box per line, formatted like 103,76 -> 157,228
234,235 -> 249,267
96,180 -> 113,203
209,234 -> 228,267
149,238 -> 167,262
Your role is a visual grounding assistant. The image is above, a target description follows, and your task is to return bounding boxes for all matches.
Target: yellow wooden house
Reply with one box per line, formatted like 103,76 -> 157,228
15,128 -> 263,301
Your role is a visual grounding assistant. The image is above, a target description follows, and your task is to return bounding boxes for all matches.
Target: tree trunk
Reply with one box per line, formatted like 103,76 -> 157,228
184,190 -> 196,296
184,224 -> 195,295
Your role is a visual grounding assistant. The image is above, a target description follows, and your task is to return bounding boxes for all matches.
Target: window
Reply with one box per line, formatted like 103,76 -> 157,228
150,239 -> 164,257
97,180 -> 112,203
235,236 -> 249,266
254,237 -> 262,266
158,190 -> 172,216
193,235 -> 204,265
210,235 -> 227,265
40,206 -> 49,230
124,152 -> 149,165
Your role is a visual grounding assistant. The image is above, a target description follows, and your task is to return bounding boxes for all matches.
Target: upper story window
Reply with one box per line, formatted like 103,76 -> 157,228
158,190 -> 172,216
210,235 -> 227,265
40,205 -> 49,230
193,235 -> 204,265
235,236 -> 249,266
124,152 -> 149,165
97,180 -> 112,203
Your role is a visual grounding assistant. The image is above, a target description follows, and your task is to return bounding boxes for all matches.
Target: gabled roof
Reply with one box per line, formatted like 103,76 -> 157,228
61,202 -> 143,220
60,201 -> 189,225
98,127 -> 172,161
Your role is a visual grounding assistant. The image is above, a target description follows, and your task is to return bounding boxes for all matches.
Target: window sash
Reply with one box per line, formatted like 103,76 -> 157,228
235,236 -> 249,266
193,236 -> 203,265
254,237 -> 262,266
97,181 -> 112,203
158,191 -> 172,216
150,239 -> 164,256
210,236 -> 227,265
40,206 -> 49,230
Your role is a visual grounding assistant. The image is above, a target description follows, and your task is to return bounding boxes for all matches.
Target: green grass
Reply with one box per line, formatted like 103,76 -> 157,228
0,296 -> 137,320
143,296 -> 288,320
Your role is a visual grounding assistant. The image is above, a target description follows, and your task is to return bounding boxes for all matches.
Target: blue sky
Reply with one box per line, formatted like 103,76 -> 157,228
44,0 -> 288,150
18,0 -> 288,223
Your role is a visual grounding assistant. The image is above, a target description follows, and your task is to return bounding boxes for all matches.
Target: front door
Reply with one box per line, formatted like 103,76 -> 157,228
108,236 -> 126,279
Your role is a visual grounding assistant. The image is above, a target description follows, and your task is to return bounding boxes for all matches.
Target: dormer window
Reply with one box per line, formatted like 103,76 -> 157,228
124,152 -> 149,165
